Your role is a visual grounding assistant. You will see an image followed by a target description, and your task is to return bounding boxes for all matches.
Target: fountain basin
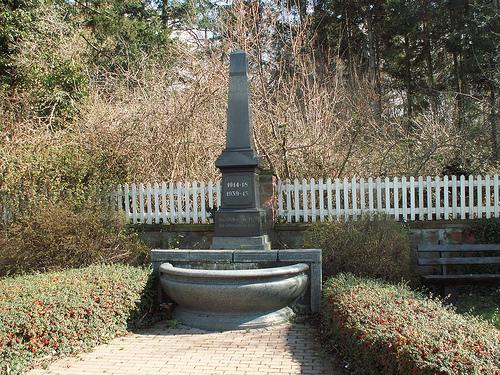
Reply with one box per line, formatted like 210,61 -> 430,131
159,262 -> 309,330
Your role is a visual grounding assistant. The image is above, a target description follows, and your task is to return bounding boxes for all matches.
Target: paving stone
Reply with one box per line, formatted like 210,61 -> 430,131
28,321 -> 342,375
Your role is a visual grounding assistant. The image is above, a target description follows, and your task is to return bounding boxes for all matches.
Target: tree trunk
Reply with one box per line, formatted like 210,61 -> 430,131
404,34 -> 413,122
452,51 -> 464,130
367,12 -> 381,118
422,9 -> 436,114
345,9 -> 354,72
375,47 -> 382,116
299,0 -> 307,23
449,2 -> 466,130
161,0 -> 169,28
490,87 -> 498,161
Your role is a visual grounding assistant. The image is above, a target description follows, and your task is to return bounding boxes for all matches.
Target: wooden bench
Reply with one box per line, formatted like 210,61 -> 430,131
417,244 -> 500,284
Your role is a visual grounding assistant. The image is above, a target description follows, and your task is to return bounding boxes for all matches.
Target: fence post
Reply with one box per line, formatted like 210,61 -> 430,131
161,182 -> 167,224
409,176 -> 415,221
154,182 -> 160,224
393,177 -> 399,220
384,177 -> 391,216
302,178 -> 308,223
485,175 -> 491,218
310,178 -> 316,223
434,176 -> 441,220
402,176 -> 407,222
326,178 -> 333,220
426,176 -> 432,220
193,180 -> 199,224
494,175 -> 499,218
185,181 -> 191,224
335,178 -> 341,220
368,177 -> 374,213
443,175 -> 449,220
294,178 -> 300,223
318,178 -> 324,222
139,183 -> 146,223
343,178 -> 349,220
460,175 -> 466,219
359,177 -> 365,217
131,183 -> 138,224
376,177 -> 382,214
286,179 -> 292,223
176,182 -> 183,223
477,175 -> 483,219
146,182 -> 152,224
200,181 -> 207,223
352,177 -> 358,221
208,181 -> 214,215
123,184 -> 131,223
451,175 -> 458,219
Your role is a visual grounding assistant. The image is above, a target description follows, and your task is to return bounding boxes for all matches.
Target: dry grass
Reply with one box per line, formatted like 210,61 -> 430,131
0,202 -> 148,276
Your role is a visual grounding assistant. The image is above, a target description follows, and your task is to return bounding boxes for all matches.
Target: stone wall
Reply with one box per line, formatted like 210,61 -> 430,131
275,221 -> 479,249
137,220 -> 479,251
138,224 -> 214,250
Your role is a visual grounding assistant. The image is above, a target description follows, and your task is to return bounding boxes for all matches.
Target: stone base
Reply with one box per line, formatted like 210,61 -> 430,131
210,235 -> 271,250
174,306 -> 294,331
151,249 -> 323,314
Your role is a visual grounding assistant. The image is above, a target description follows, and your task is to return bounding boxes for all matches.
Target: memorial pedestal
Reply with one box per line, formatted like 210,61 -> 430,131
210,235 -> 271,250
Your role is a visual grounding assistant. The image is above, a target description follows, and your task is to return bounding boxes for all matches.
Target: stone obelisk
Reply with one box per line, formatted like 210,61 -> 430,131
210,50 -> 271,250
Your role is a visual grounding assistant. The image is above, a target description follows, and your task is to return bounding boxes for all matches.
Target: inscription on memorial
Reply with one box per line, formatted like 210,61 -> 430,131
223,174 -> 253,206
216,214 -> 259,229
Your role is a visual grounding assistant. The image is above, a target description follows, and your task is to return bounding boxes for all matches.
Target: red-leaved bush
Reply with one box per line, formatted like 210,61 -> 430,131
0,265 -> 156,375
321,274 -> 499,375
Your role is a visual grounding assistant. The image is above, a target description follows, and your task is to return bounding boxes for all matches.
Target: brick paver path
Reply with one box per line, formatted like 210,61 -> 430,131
29,321 -> 341,375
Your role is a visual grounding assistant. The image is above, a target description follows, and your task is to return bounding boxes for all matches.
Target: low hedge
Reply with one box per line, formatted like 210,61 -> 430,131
322,274 -> 499,374
0,264 -> 156,375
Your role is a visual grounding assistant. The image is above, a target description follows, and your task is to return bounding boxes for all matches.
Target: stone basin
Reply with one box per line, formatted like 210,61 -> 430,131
159,262 -> 309,331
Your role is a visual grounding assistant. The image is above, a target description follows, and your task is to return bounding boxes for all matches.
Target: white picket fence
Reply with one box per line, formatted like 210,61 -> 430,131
114,181 -> 221,224
114,175 -> 500,224
277,175 -> 500,222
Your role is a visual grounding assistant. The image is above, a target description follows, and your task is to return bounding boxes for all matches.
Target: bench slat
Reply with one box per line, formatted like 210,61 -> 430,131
417,244 -> 500,252
423,274 -> 500,282
418,256 -> 500,266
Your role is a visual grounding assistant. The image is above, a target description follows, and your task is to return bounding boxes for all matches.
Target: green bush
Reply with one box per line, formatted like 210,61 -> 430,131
0,139 -> 127,214
304,214 -> 413,282
0,264 -> 157,375
467,218 -> 500,243
322,274 -> 499,375
0,202 -> 148,277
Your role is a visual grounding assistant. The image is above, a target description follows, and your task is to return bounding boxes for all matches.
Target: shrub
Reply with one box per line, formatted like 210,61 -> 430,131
0,202 -> 148,277
0,264 -> 157,375
467,218 -> 500,243
304,214 -> 413,282
0,137 -> 127,215
321,274 -> 500,375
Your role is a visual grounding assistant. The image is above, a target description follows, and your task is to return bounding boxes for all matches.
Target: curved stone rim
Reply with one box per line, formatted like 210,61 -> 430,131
159,262 -> 309,280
